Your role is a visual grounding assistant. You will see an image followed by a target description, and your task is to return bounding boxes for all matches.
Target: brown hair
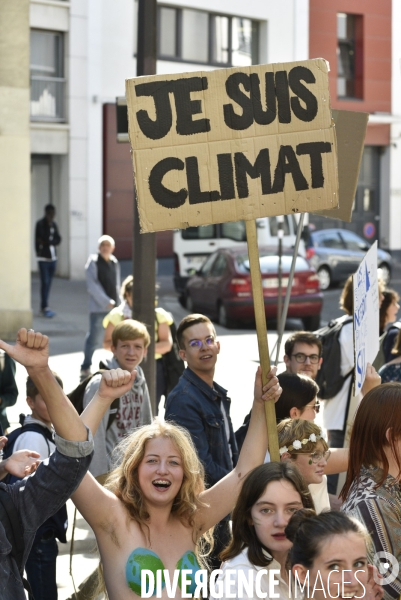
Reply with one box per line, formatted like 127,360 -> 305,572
284,332 -> 322,358
26,371 -> 63,399
220,462 -> 314,566
277,418 -> 328,457
340,383 -> 401,500
111,319 -> 151,348
380,289 -> 399,333
176,313 -> 216,349
339,275 -> 353,315
286,509 -> 369,568
340,274 -> 385,317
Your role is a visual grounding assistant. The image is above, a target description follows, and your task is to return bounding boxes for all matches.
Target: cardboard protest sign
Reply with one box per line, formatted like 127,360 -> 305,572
126,59 -> 339,233
353,242 -> 380,395
312,109 -> 368,223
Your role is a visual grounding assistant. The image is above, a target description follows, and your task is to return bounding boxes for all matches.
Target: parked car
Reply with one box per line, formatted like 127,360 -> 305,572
306,228 -> 392,291
185,246 -> 322,330
174,215 -> 306,302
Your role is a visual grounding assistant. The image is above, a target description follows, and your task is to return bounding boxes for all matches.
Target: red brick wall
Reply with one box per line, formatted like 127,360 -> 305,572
309,0 -> 391,117
103,104 -> 173,259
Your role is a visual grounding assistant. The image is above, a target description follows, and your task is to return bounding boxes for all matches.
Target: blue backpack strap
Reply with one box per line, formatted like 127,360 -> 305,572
21,424 -> 53,455
3,422 -> 53,460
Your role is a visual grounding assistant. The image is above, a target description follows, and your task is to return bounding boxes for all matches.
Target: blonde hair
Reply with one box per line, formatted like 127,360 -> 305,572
111,319 -> 151,348
105,419 -> 213,565
277,418 -> 328,455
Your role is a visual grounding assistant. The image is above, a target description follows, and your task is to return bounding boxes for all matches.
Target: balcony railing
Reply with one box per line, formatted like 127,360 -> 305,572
30,76 -> 66,122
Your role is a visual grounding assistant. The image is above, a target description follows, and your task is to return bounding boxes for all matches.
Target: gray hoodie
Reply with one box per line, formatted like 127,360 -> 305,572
83,356 -> 152,477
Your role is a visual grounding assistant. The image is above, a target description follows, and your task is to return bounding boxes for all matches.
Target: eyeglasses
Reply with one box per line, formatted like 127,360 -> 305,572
188,336 -> 216,349
304,401 -> 321,414
292,352 -> 320,364
292,450 -> 331,463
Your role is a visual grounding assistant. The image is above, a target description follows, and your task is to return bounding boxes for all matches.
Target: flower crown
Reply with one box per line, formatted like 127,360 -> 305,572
279,430 -> 322,456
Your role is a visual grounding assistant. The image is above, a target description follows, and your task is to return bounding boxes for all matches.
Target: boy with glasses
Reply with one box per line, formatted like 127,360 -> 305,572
166,314 -> 235,489
283,331 -> 323,379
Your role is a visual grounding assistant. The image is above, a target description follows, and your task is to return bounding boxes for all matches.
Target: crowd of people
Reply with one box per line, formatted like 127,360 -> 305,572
1,265 -> 401,600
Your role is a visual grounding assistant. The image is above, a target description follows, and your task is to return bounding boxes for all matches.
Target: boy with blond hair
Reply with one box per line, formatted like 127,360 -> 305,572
83,319 -> 152,476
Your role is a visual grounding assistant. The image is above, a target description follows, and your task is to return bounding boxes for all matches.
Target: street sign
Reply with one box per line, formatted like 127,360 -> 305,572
126,58 -> 339,233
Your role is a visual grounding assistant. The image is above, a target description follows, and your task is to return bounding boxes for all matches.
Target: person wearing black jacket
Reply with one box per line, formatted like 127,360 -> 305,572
35,204 -> 61,318
0,351 -> 18,433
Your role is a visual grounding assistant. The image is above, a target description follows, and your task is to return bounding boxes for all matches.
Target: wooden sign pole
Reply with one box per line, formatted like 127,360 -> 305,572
245,219 -> 280,462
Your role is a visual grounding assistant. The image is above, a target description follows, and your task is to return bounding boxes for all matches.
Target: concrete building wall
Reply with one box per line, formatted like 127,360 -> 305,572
68,0 -> 88,278
29,0 -> 70,278
0,0 -> 32,337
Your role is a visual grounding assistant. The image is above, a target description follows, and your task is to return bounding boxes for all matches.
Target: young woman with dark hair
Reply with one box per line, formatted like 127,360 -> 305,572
286,509 -> 383,600
275,372 -> 320,421
340,383 -> 401,600
210,462 -> 314,600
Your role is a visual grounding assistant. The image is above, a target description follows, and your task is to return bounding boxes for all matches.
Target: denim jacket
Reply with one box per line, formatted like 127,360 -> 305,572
165,368 -> 238,487
0,429 -> 93,600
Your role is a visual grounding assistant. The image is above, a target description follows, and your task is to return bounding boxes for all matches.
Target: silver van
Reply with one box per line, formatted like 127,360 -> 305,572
173,215 -> 305,301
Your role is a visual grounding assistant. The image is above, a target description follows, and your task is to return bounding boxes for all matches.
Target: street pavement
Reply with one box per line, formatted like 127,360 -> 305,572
6,258 -> 401,598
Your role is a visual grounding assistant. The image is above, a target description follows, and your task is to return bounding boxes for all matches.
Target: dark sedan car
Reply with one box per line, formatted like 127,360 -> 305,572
185,246 -> 323,329
306,228 -> 392,290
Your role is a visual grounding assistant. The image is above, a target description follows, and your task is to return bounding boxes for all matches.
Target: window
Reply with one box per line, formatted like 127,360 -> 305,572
159,7 -> 177,57
221,221 -> 246,242
237,253 -> 308,275
30,30 -> 65,121
157,6 -> 259,66
182,9 -> 209,63
339,230 -> 368,252
210,254 -> 227,277
200,253 -> 217,276
181,225 -> 216,240
337,13 -> 363,99
317,232 -> 345,250
268,216 -> 291,237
